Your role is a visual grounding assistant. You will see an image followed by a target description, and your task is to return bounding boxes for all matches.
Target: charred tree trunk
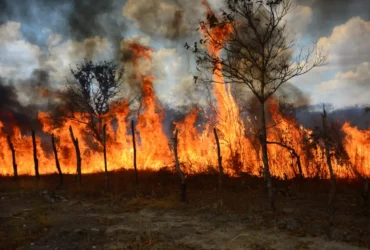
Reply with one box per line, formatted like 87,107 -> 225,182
69,126 -> 82,186
131,120 -> 139,195
295,154 -> 303,179
103,124 -> 110,191
260,101 -> 275,211
322,109 -> 336,225
51,134 -> 63,185
32,130 -> 40,180
7,135 -> 17,180
213,128 -> 223,208
172,129 -> 186,202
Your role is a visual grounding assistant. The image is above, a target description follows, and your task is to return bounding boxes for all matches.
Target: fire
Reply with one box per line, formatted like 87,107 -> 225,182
342,122 -> 370,177
0,5 -> 369,179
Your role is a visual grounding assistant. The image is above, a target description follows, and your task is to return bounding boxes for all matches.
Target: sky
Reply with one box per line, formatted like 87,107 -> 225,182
0,0 -> 370,110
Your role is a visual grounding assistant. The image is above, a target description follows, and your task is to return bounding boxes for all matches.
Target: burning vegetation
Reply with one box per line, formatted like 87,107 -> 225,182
2,1 -> 370,249
0,0 -> 369,211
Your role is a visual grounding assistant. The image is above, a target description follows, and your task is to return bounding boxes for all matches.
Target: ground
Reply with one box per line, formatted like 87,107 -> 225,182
0,170 -> 369,249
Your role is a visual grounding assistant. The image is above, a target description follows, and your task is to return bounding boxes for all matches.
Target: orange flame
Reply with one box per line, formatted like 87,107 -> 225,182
0,5 -> 369,179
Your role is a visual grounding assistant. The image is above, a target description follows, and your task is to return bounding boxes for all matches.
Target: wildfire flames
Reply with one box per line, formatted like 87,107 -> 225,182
0,4 -> 369,180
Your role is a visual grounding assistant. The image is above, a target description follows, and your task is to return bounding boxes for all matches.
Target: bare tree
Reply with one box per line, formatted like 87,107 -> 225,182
188,0 -> 326,210
321,109 -> 336,220
65,59 -> 124,144
310,108 -> 350,233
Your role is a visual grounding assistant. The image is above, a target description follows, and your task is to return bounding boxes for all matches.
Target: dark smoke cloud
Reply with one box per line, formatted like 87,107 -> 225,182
0,77 -> 39,133
297,0 -> 370,39
275,82 -> 311,107
0,69 -> 59,133
66,0 -> 126,40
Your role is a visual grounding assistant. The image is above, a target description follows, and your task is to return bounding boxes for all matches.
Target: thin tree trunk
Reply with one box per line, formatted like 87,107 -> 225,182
7,135 -> 17,180
172,129 -> 186,202
69,126 -> 82,186
131,120 -> 139,196
213,128 -> 223,208
260,101 -> 275,211
103,124 -> 110,191
322,109 -> 336,225
295,154 -> 303,179
32,130 -> 40,180
51,134 -> 63,185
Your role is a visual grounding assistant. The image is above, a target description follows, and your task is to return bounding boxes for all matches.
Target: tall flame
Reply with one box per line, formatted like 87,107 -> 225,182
0,4 -> 369,179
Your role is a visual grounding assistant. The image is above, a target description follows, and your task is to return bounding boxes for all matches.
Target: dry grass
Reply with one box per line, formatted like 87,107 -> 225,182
125,194 -> 182,211
0,171 -> 369,249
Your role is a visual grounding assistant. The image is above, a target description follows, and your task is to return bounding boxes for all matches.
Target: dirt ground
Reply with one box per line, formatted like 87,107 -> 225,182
0,170 -> 369,250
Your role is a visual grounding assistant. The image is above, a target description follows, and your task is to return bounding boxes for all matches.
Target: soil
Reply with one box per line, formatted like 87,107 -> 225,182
0,170 -> 369,250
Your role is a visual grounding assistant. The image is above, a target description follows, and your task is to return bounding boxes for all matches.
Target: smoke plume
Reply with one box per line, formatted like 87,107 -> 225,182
0,0 -> 127,57
123,0 -> 206,40
0,69 -> 60,133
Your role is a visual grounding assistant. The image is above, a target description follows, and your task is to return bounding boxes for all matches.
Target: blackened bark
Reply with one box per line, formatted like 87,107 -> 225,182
172,129 -> 186,202
322,109 -> 336,225
51,134 -> 63,185
32,130 -> 40,180
6,135 -> 17,180
260,101 -> 275,211
69,126 -> 82,186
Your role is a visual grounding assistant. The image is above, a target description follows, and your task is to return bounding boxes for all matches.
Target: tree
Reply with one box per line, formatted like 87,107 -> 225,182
65,59 -> 123,144
188,0 -> 326,210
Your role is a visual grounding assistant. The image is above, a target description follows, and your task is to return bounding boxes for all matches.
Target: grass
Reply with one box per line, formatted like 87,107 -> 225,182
0,170 -> 369,249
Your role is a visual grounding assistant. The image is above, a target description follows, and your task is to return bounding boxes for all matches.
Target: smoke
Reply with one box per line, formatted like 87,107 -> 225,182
296,0 -> 370,39
275,83 -> 311,107
0,69 -> 61,133
119,38 -> 154,103
0,0 -> 127,58
123,0 -> 207,41
0,78 -> 39,133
